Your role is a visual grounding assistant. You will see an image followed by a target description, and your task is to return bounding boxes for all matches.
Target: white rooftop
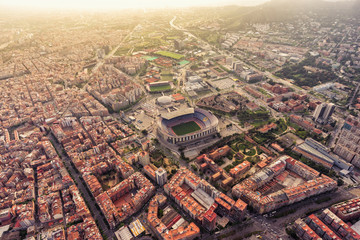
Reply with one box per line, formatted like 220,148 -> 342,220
351,220 -> 360,235
161,108 -> 194,120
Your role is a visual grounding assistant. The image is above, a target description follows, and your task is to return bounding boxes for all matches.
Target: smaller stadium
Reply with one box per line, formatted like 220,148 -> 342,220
157,108 -> 219,146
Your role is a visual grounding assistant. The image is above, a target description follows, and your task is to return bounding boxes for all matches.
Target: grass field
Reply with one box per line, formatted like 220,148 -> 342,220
161,75 -> 173,81
142,56 -> 158,61
161,69 -> 174,81
150,85 -> 172,92
155,51 -> 184,60
213,67 -> 224,73
171,121 -> 201,136
178,60 -> 190,65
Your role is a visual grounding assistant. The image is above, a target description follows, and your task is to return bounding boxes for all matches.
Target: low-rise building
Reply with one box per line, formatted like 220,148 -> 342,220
229,161 -> 251,179
232,156 -> 337,214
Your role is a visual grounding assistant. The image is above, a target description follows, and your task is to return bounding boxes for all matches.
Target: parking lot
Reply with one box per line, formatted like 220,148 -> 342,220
210,78 -> 236,90
132,111 -> 155,130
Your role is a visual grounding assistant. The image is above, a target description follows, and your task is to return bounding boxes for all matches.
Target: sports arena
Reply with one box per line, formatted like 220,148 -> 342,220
157,108 -> 219,146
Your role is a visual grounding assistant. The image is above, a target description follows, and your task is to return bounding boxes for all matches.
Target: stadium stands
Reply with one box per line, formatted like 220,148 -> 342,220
157,108 -> 219,146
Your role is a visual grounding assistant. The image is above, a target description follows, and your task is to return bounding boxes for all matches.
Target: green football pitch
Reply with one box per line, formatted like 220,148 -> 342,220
150,84 -> 171,92
171,121 -> 201,136
155,51 -> 184,60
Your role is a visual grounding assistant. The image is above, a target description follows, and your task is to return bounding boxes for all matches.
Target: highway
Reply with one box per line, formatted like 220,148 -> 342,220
92,24 -> 139,73
347,82 -> 360,107
170,16 -> 212,50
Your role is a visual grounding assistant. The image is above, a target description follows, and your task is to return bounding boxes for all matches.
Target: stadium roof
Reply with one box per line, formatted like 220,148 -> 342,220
157,96 -> 172,105
161,108 -> 194,120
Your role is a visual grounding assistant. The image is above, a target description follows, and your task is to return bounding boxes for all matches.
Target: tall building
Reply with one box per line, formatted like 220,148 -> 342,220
323,103 -> 335,121
334,116 -> 360,168
313,103 -> 335,123
174,39 -> 184,50
313,103 -> 326,121
155,168 -> 167,186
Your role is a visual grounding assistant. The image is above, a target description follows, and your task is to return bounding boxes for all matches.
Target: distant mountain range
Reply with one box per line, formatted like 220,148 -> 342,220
218,0 -> 360,30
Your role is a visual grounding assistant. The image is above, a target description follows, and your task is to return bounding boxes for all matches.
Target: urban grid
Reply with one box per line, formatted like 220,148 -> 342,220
0,0 -> 360,240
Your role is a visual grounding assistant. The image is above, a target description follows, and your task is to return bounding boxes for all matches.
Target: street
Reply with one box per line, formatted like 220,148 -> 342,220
48,134 -> 115,239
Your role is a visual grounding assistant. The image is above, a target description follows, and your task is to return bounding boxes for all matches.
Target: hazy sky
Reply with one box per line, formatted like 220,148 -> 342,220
0,0 -> 269,10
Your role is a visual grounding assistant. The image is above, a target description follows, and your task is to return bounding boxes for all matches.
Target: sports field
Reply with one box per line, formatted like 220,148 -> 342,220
178,60 -> 190,65
150,84 -> 172,92
171,121 -> 201,136
155,51 -> 184,60
142,56 -> 158,61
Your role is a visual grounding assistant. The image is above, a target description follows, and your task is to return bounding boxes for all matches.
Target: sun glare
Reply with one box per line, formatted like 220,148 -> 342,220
0,0 -> 267,10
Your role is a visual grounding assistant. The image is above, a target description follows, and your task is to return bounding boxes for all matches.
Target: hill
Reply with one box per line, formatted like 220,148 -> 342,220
218,0 -> 360,30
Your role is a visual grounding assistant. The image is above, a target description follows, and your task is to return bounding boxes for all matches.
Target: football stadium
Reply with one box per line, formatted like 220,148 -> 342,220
157,108 -> 219,146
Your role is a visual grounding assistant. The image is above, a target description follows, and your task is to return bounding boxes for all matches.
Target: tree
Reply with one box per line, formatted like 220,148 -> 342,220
337,178 -> 344,186
141,129 -> 148,136
158,209 -> 164,218
190,64 -> 199,70
268,79 -> 276,85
